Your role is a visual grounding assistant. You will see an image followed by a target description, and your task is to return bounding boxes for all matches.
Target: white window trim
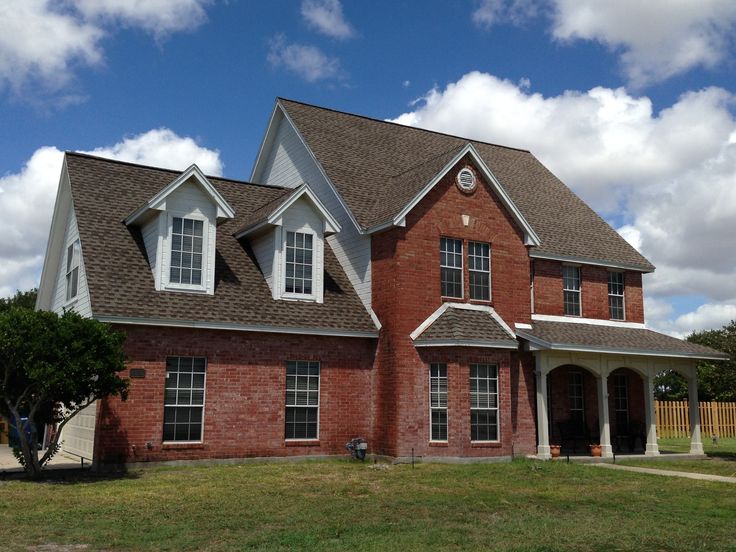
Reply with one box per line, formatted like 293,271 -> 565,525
468,241 -> 491,302
163,211 -> 209,293
281,228 -> 318,302
562,264 -> 582,317
608,270 -> 626,321
284,360 -> 321,441
64,238 -> 81,306
162,356 -> 207,445
440,237 -> 464,299
429,363 -> 448,443
470,363 -> 501,443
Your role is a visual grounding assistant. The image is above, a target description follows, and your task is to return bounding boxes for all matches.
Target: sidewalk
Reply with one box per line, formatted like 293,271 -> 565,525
593,462 -> 736,483
0,444 -> 86,473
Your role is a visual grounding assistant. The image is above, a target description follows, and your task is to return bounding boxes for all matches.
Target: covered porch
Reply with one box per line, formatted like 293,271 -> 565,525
516,319 -> 728,460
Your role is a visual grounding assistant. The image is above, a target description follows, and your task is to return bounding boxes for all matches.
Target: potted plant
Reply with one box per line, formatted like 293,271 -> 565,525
550,444 -> 561,458
589,444 -> 602,457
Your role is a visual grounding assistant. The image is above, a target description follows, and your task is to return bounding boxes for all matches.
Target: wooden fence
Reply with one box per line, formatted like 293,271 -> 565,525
655,401 -> 736,439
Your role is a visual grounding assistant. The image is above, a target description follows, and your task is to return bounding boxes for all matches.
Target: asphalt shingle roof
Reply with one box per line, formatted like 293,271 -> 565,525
518,321 -> 727,359
280,99 -> 655,272
66,152 -> 377,335
414,307 -> 517,347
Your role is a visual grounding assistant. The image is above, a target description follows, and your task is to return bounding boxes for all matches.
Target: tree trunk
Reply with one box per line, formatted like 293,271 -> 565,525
5,401 -> 42,479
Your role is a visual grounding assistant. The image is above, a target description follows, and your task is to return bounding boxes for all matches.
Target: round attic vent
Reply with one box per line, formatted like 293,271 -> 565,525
456,167 -> 476,193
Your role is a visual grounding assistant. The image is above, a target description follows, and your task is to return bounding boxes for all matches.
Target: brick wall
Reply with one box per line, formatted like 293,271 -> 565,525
533,260 -> 644,323
371,155 -> 536,458
95,325 -> 377,464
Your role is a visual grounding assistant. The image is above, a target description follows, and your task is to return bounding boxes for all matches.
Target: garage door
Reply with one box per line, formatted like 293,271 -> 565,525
61,401 -> 97,461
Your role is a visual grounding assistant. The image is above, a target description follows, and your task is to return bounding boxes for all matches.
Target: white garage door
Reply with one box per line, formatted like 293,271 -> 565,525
61,401 -> 97,460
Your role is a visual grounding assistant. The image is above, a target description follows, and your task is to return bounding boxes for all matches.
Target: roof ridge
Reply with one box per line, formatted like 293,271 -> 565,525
65,151 -> 286,191
277,97 -> 532,154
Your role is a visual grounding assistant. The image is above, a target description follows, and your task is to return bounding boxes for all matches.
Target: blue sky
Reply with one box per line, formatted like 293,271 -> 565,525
2,0 -> 735,337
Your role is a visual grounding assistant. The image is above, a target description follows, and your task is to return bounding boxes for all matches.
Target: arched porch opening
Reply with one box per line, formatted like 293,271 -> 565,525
547,364 -> 600,454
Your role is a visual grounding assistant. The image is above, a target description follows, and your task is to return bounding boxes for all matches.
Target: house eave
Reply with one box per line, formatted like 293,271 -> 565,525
529,251 -> 654,273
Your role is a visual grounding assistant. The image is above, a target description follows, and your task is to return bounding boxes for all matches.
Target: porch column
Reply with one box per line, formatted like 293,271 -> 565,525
596,370 -> 613,458
687,369 -> 704,454
535,354 -> 551,459
643,374 -> 659,456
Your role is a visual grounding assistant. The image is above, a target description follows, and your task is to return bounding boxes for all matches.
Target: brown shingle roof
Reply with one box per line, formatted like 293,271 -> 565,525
66,152 -> 377,335
280,99 -> 655,272
518,321 -> 728,359
413,306 -> 517,348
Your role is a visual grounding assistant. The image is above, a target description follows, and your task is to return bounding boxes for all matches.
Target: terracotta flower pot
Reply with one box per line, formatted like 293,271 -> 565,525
550,444 -> 561,458
590,444 -> 602,457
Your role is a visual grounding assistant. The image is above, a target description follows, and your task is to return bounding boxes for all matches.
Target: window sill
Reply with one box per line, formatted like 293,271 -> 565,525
63,297 -> 79,309
471,441 -> 501,448
441,296 -> 465,303
428,441 -> 449,447
285,440 -> 320,447
469,299 -> 493,306
163,285 -> 208,294
162,442 -> 205,450
280,294 -> 318,303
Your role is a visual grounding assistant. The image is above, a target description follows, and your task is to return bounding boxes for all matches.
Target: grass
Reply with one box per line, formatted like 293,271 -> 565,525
619,437 -> 736,478
1,459 -> 735,551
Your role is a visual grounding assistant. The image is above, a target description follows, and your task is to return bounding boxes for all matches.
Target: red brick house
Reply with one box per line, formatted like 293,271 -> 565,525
36,99 -> 726,465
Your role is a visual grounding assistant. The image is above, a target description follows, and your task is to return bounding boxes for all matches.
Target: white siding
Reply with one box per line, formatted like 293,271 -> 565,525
50,205 -> 92,317
60,401 -> 96,461
258,116 -> 373,309
251,230 -> 275,292
142,212 -> 163,287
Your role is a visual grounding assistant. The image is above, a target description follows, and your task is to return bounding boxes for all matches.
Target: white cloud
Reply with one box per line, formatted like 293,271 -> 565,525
645,296 -> 736,338
551,0 -> 736,87
472,0 -> 538,28
0,0 -> 212,98
0,0 -> 104,94
267,34 -> 341,82
301,0 -> 354,39
0,130 -> 222,298
72,0 -> 212,38
390,71 -> 736,334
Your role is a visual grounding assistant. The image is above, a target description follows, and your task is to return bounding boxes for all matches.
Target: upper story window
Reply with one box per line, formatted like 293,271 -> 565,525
608,271 -> 625,320
285,231 -> 314,296
468,241 -> 490,301
65,239 -> 81,302
170,217 -> 204,287
440,237 -> 463,298
563,265 -> 581,316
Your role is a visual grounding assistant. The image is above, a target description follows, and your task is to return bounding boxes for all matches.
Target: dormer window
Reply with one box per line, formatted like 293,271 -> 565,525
65,239 -> 80,301
285,231 -> 313,295
170,217 -> 204,287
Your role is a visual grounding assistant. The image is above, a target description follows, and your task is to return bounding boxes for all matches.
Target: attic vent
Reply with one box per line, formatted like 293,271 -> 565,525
456,167 -> 476,193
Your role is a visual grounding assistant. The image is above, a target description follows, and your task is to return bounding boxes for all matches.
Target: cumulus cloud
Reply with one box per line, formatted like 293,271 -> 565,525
551,0 -> 736,87
267,34 -> 341,82
301,0 -> 354,39
0,0 -> 212,98
390,71 -> 736,334
472,0 -> 538,28
0,130 -> 222,298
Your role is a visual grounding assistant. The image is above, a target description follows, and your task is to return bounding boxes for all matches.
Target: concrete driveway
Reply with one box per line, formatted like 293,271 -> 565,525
0,444 -> 85,473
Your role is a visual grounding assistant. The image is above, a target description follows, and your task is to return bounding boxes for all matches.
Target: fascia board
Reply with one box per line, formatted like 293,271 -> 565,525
529,251 -> 654,273
250,101 -> 282,183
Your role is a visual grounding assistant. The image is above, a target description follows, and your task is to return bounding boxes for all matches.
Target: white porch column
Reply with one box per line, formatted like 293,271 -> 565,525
687,369 -> 704,454
535,354 -> 551,459
596,370 -> 613,458
644,374 -> 659,456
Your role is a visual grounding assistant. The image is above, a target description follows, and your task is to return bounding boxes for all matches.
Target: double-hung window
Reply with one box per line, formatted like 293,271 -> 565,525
608,271 -> 625,320
285,231 -> 313,295
285,361 -> 320,439
470,364 -> 499,441
440,237 -> 463,298
170,217 -> 204,286
164,357 -> 206,442
468,242 -> 490,301
65,239 -> 80,301
568,372 -> 584,425
429,363 -> 448,441
563,265 -> 581,316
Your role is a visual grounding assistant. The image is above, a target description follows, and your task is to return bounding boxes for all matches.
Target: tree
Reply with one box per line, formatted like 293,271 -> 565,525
0,288 -> 38,312
687,321 -> 736,402
0,308 -> 128,478
654,370 -> 688,401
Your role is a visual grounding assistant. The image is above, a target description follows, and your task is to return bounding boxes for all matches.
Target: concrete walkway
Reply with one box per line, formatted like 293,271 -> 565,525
0,444 -> 86,473
593,462 -> 736,483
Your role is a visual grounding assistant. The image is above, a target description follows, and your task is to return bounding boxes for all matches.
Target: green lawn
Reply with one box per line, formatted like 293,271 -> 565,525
658,436 -> 736,456
619,437 -> 736,478
1,459 -> 735,551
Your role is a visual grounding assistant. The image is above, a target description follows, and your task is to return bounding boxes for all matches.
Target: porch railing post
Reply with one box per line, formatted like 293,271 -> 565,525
644,376 -> 659,456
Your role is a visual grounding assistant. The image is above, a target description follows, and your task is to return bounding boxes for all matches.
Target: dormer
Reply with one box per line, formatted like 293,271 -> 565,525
124,165 -> 235,295
235,183 -> 340,304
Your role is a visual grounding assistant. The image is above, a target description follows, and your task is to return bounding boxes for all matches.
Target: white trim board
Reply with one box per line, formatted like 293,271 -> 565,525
531,314 -> 645,329
410,302 -> 516,341
414,339 -> 518,349
529,251 -> 653,273
94,315 -> 379,338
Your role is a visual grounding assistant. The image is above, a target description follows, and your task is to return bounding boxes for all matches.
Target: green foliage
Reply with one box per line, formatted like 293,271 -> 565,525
653,370 -> 688,400
0,288 -> 38,312
0,308 -> 128,477
687,320 -> 736,401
